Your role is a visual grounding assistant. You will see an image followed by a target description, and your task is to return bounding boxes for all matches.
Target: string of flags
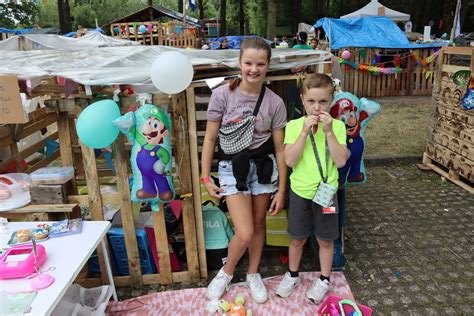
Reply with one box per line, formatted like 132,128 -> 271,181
338,49 -> 440,76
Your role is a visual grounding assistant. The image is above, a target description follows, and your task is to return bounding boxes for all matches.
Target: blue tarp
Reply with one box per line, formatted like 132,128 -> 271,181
314,16 -> 445,49
0,27 -> 34,35
206,35 -> 272,50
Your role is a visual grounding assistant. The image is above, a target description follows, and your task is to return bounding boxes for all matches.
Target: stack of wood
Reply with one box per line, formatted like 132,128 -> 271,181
423,47 -> 474,194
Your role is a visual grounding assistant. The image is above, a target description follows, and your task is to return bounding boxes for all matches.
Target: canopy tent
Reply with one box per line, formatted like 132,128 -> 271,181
0,45 -> 330,87
340,0 -> 410,22
0,33 -> 140,51
314,17 -> 445,49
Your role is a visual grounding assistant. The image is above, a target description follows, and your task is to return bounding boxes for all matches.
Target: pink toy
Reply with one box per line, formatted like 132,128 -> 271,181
317,295 -> 372,316
0,244 -> 46,279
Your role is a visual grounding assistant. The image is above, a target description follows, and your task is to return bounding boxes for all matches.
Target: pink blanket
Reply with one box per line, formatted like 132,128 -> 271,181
107,271 -> 354,316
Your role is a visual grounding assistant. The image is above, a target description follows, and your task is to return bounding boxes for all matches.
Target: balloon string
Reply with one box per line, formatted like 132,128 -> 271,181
176,115 -> 189,191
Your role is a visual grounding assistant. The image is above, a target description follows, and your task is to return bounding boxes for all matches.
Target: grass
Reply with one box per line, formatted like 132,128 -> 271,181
363,96 -> 432,158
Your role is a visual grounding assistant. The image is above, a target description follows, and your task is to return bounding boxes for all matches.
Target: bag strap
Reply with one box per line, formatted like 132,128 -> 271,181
309,129 -> 329,183
252,86 -> 266,116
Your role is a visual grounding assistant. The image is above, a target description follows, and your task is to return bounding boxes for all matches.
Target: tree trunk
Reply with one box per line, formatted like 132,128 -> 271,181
199,0 -> 204,20
239,0 -> 245,35
293,0 -> 301,34
266,0 -> 277,39
57,0 -> 72,34
442,0 -> 457,35
178,0 -> 183,14
219,0 -> 227,36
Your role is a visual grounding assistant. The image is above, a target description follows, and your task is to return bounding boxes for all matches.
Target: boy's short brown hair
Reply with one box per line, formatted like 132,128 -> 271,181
302,73 -> 334,95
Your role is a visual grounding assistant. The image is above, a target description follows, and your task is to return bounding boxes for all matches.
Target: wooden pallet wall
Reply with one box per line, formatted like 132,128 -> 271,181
424,47 -> 474,193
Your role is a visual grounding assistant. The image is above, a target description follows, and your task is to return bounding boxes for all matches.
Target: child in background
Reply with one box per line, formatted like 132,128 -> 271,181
276,73 -> 348,303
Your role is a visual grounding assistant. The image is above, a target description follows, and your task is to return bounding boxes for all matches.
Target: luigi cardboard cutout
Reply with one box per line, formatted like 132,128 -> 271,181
330,92 -> 381,187
114,104 -> 175,211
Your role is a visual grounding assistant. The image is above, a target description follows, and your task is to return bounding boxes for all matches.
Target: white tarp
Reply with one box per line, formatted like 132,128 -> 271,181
0,33 -> 140,51
340,0 -> 410,22
0,45 -> 331,87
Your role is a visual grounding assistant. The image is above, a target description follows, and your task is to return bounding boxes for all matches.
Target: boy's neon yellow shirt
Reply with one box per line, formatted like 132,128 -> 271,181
284,117 -> 347,199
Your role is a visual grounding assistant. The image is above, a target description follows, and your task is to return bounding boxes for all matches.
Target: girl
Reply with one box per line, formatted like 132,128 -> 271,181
201,37 -> 287,303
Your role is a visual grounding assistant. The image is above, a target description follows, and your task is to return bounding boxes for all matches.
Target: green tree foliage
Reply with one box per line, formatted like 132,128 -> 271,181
0,2 -> 39,29
34,0 -> 471,36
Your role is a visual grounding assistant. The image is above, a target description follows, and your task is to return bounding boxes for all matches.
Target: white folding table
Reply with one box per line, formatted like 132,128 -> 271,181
0,221 -> 117,316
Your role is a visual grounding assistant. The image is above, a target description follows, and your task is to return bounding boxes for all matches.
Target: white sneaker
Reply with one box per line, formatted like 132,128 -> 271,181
246,273 -> 268,304
276,272 -> 300,298
207,267 -> 233,300
307,278 -> 330,304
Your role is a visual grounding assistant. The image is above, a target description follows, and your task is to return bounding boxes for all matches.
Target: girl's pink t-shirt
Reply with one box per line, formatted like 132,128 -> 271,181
207,84 -> 287,150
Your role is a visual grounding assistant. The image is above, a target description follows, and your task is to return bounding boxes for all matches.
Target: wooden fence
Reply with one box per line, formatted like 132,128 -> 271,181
338,48 -> 438,97
110,20 -> 197,48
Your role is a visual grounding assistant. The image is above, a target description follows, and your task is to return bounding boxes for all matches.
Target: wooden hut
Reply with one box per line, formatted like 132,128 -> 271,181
315,16 -> 446,97
0,45 -> 331,287
105,5 -> 200,48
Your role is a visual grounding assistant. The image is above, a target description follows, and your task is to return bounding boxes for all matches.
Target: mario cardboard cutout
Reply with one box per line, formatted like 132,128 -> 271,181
330,92 -> 381,187
114,104 -> 175,211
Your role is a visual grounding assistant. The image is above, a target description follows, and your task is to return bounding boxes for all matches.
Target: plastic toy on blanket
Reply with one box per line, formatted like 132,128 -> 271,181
114,104 -> 175,211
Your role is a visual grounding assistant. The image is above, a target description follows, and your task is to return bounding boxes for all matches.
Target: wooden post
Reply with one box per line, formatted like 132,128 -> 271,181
80,143 -> 110,285
171,92 -> 201,280
185,87 -> 208,278
57,112 -> 77,194
152,205 -> 173,284
111,135 -> 143,287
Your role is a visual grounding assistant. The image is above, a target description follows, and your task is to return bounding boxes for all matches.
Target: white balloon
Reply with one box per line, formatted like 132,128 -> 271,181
150,51 -> 194,94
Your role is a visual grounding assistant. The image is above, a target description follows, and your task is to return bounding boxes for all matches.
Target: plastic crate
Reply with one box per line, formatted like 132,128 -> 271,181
88,250 -> 119,274
107,227 -> 157,275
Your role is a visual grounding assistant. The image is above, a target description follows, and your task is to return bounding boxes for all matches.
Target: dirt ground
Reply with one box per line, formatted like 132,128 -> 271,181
114,96 -> 474,314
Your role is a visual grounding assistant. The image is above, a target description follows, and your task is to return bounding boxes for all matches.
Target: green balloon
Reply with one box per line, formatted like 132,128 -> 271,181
76,100 -> 121,149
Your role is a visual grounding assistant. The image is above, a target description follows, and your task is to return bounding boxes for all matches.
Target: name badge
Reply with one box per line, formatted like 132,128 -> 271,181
312,182 -> 337,208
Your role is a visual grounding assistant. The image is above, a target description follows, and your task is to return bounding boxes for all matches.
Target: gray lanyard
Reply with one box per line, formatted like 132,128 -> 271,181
309,130 -> 329,183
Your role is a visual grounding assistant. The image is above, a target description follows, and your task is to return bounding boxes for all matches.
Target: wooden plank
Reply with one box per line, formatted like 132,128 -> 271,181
80,143 -> 110,286
441,64 -> 469,74
21,113 -> 57,139
152,208 -> 173,284
26,150 -> 60,173
423,153 -> 473,194
436,102 -> 474,126
441,47 -> 474,56
425,141 -> 474,183
57,112 -> 77,194
68,192 -> 121,206
69,117 -> 85,178
354,52 -> 360,96
429,114 -> 474,145
185,87 -> 208,278
430,128 -> 474,160
2,204 -> 81,221
171,92 -> 200,280
111,135 -> 142,287
0,132 -> 58,171
75,271 -> 193,288
5,204 -> 79,213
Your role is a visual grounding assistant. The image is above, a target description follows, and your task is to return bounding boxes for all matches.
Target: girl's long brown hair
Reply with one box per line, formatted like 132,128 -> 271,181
229,37 -> 272,91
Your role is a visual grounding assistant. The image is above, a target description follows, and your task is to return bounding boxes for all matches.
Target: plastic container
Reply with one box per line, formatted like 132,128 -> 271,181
0,173 -> 32,212
317,295 -> 373,316
0,244 -> 46,279
30,166 -> 74,184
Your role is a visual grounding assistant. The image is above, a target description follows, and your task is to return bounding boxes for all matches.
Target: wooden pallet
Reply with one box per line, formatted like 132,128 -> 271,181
422,153 -> 474,194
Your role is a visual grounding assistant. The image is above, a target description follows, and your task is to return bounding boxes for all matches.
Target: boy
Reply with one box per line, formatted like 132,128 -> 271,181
276,73 -> 349,303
